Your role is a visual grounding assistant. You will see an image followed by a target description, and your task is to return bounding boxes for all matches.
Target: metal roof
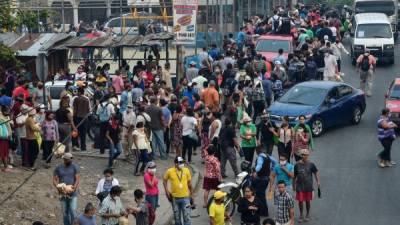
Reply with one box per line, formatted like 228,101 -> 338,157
0,33 -> 71,57
0,32 -> 22,46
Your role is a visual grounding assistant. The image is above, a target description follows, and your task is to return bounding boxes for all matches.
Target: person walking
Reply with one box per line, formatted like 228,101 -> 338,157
25,108 -> 41,170
257,112 -> 277,156
106,115 -> 122,168
72,87 -> 90,151
202,145 -> 221,208
41,111 -> 59,168
56,96 -> 76,153
237,186 -> 265,225
201,80 -> 220,113
268,155 -> 294,204
292,124 -> 309,162
377,108 -> 397,168
181,108 -> 198,164
208,111 -> 222,158
132,122 -> 151,176
275,121 -> 293,162
0,105 -> 12,172
163,156 -> 193,225
252,147 -> 271,217
293,149 -> 320,223
122,104 -> 136,158
146,96 -> 167,159
293,115 -> 314,150
144,161 -> 159,210
171,106 -> 184,156
322,48 -> 338,81
219,118 -> 239,178
209,191 -> 229,225
240,115 -> 257,165
97,95 -> 115,154
53,153 -> 80,225
356,49 -> 376,97
275,180 -> 295,225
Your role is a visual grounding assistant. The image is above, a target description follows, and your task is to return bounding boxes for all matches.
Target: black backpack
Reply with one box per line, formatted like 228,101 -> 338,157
279,17 -> 291,34
272,16 -> 280,33
360,56 -> 370,72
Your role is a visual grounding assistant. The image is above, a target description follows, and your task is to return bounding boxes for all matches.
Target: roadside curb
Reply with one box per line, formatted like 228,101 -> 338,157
160,163 -> 202,225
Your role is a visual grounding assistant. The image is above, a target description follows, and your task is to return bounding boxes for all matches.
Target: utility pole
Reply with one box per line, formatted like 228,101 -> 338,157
206,0 -> 209,47
219,0 -> 223,46
120,0 -> 123,34
62,0 -> 65,32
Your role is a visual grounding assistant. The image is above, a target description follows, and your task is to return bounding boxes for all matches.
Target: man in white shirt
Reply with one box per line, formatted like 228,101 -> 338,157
191,74 -> 208,92
122,104 -> 136,158
198,47 -> 213,64
323,48 -> 338,81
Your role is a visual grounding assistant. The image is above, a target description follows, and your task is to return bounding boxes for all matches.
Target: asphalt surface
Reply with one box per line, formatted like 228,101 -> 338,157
187,41 -> 400,225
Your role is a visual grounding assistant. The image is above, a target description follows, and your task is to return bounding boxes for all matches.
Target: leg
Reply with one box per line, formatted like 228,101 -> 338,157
182,197 -> 192,225
306,201 -> 311,218
165,128 -> 170,154
226,147 -> 239,175
68,196 -> 78,225
153,130 -> 167,159
72,117 -> 79,149
187,138 -> 193,163
220,149 -> 228,177
298,201 -> 304,220
203,189 -> 210,207
78,117 -> 87,151
253,177 -> 269,217
366,70 -> 373,96
60,197 -> 70,225
99,122 -> 108,154
134,150 -> 141,174
182,136 -> 189,161
108,143 -> 115,168
359,72 -> 367,93
172,198 -> 183,225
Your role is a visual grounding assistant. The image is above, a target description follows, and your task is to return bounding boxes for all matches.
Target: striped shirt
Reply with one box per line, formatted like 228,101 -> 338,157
99,195 -> 125,225
377,116 -> 395,140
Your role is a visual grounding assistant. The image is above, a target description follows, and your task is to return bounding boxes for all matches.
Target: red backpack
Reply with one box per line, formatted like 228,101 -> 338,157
147,202 -> 156,225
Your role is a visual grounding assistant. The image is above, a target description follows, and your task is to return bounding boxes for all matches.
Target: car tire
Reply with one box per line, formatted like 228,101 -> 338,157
311,118 -> 324,137
351,106 -> 362,125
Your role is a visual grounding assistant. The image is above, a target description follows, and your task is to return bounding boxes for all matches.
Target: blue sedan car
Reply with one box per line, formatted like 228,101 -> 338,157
267,81 -> 366,136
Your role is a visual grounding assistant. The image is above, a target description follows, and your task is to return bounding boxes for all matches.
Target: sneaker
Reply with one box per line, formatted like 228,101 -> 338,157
7,165 -> 13,169
379,162 -> 387,168
390,161 -> 396,165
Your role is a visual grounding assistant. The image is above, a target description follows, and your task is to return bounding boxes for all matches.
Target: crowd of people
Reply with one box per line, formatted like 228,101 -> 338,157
0,3 -> 394,225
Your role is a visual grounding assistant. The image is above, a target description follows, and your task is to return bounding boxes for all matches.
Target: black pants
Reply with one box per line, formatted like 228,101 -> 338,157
242,147 -> 256,165
72,117 -> 87,151
99,121 -> 110,154
211,137 -> 220,160
265,97 -> 272,108
251,176 -> 269,217
135,149 -> 150,174
337,59 -> 341,72
26,139 -> 39,168
262,140 -> 274,155
253,100 -> 266,122
182,135 -> 195,163
278,141 -> 292,163
379,137 -> 394,161
42,140 -> 55,163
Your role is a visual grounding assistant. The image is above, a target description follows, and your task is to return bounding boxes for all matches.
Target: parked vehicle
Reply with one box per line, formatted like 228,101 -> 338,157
385,77 -> 400,129
350,13 -> 395,65
268,81 -> 366,136
255,35 -> 294,62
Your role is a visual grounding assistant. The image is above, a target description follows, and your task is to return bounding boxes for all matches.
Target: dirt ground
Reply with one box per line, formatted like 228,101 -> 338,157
0,154 -> 171,225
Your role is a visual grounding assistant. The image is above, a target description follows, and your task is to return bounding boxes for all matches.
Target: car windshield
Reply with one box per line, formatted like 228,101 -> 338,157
355,1 -> 395,16
279,86 -> 328,106
255,39 -> 290,52
356,24 -> 392,38
389,85 -> 400,100
49,86 -> 65,99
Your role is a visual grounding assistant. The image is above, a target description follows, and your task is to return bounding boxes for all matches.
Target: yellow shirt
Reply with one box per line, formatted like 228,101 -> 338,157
163,167 -> 192,198
209,202 -> 225,225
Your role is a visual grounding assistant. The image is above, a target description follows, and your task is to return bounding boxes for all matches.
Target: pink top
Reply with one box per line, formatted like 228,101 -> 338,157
112,75 -> 124,94
204,150 -> 221,179
144,172 -> 159,196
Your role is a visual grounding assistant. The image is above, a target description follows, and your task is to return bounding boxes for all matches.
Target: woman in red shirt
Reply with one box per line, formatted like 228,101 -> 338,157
202,144 -> 221,208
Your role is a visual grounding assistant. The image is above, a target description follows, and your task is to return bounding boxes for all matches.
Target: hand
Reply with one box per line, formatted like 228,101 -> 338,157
166,191 -> 172,201
317,181 -> 321,188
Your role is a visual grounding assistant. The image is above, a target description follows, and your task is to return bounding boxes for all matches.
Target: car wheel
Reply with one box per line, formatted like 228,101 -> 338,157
351,106 -> 362,125
312,118 -> 324,137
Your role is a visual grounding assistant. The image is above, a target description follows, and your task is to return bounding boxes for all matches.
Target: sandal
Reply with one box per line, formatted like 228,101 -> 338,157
298,217 -> 303,223
304,216 -> 311,222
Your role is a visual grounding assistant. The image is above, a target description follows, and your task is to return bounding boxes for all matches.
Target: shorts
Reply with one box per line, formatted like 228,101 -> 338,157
296,191 -> 313,202
202,177 -> 220,191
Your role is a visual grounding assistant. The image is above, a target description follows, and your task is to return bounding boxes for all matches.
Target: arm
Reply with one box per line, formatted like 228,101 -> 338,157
68,112 -> 77,131
95,179 -> 103,195
314,171 -> 320,187
269,172 -> 276,192
255,156 -> 264,173
106,130 -> 113,145
73,173 -> 81,191
289,207 -> 295,225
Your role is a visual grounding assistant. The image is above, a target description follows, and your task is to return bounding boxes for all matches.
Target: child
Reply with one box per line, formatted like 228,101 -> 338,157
41,111 -> 59,168
128,189 -> 149,225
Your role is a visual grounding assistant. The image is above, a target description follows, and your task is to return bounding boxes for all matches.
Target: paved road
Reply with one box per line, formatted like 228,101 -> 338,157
187,42 -> 400,225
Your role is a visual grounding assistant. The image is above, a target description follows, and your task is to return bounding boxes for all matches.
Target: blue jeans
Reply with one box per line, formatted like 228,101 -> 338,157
172,197 -> 191,225
146,194 -> 159,210
151,130 -> 167,159
109,142 -> 122,167
60,195 -> 77,225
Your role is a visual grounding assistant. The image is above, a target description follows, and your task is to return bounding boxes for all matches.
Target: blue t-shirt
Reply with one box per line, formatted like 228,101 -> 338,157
77,214 -> 97,225
273,163 -> 294,186
119,90 -> 129,113
53,163 -> 80,196
162,106 -> 171,127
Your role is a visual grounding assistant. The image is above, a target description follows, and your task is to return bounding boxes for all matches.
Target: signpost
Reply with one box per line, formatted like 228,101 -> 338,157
173,0 -> 198,45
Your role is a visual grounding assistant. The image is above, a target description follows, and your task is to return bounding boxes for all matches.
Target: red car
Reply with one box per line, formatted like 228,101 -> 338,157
385,78 -> 400,126
255,35 -> 294,62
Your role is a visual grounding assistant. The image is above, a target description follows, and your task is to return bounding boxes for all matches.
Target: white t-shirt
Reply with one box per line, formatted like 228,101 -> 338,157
181,116 -> 197,136
323,54 -> 338,78
96,102 -> 115,116
132,129 -> 150,150
192,75 -> 208,92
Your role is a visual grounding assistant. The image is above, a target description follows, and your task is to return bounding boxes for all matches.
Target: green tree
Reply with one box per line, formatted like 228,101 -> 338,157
0,43 -> 21,76
0,0 -> 17,32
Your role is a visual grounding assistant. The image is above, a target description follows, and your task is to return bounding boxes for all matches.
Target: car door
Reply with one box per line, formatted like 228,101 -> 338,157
336,85 -> 355,123
321,87 -> 342,127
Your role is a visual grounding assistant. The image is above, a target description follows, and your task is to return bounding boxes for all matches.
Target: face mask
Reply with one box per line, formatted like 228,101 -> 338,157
279,160 -> 287,166
148,168 -> 156,174
178,164 -> 185,169
155,77 -> 160,82
37,85 -> 43,89
64,161 -> 72,166
127,108 -> 133,113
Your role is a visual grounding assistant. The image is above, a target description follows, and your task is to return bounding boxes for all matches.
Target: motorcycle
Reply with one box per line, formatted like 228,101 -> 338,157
206,171 -> 251,217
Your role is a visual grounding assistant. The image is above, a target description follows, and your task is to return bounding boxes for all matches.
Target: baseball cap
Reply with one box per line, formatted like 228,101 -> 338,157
62,152 -> 73,160
214,191 -> 227,200
174,156 -> 185,164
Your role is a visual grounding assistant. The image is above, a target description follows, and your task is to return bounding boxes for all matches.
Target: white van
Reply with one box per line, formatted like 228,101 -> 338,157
351,13 -> 395,65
